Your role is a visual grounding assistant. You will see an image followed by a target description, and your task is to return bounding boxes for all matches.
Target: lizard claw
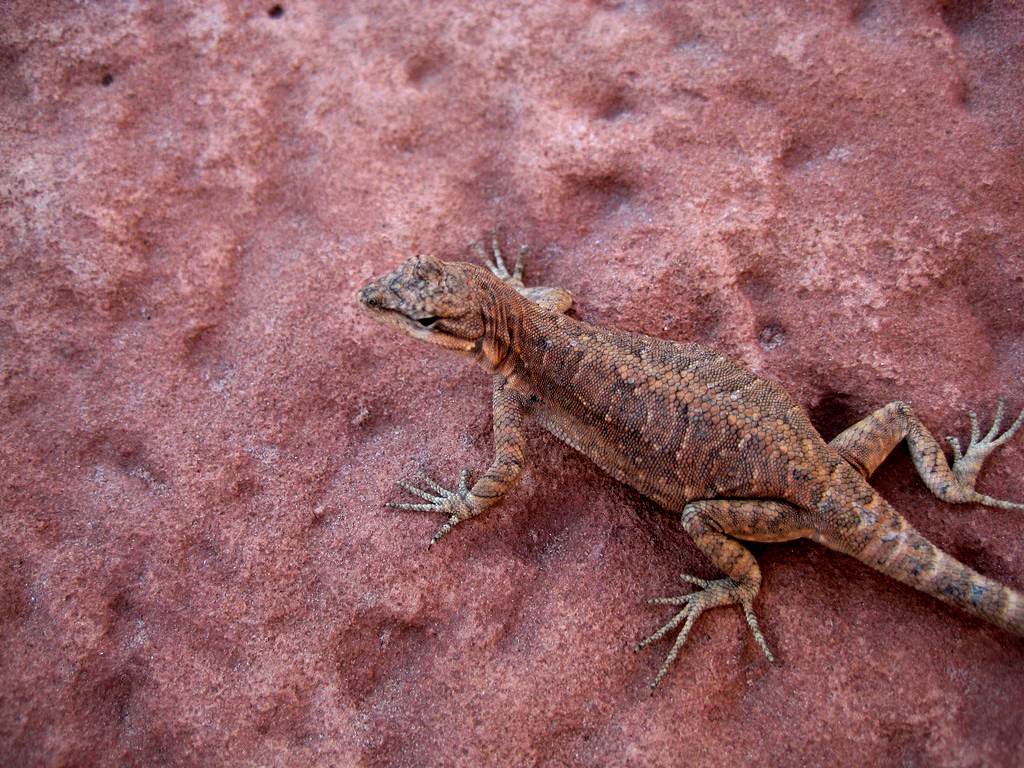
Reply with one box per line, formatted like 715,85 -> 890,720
637,575 -> 774,692
386,469 -> 478,544
429,513 -> 463,548
946,398 -> 1024,509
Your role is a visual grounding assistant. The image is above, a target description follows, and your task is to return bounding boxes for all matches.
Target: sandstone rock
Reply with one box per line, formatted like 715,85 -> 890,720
2,1 -> 1023,766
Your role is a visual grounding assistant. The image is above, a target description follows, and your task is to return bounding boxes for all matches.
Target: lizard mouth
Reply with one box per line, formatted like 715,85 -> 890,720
359,300 -> 479,354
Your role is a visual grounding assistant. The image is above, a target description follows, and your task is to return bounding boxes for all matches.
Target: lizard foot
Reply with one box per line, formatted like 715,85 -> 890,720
472,232 -> 573,313
945,397 -> 1024,510
475,231 -> 526,288
386,470 -> 477,546
637,574 -> 774,692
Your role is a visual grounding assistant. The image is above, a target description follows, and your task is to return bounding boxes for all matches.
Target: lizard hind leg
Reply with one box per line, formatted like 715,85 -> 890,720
639,498 -> 812,691
828,399 -> 1024,510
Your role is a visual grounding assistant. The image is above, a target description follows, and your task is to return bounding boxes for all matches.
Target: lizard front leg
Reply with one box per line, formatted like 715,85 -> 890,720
639,499 -> 813,691
388,375 -> 530,546
827,399 -> 1024,510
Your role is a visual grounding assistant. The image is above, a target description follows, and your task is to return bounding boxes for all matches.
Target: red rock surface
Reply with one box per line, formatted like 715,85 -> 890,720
3,1 -> 1024,766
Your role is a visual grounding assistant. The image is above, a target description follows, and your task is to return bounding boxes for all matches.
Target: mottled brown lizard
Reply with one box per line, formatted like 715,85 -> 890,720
357,238 -> 1024,690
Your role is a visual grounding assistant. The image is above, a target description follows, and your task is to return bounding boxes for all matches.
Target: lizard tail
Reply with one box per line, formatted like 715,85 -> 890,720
813,490 -> 1024,638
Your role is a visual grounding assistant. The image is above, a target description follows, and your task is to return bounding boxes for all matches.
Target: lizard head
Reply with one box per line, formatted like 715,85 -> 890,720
357,255 -> 487,357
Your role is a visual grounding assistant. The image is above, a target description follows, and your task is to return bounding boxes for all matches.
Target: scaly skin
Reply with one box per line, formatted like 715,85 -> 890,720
357,238 -> 1024,691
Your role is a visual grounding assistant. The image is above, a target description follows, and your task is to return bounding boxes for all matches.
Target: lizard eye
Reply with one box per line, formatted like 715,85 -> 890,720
415,316 -> 440,328
357,288 -> 382,308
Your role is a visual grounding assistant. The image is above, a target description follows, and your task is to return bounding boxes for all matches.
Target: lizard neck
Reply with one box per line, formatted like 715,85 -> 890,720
470,275 -> 553,376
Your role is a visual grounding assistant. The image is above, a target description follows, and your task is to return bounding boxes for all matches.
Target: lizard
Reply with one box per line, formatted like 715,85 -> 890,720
356,236 -> 1024,690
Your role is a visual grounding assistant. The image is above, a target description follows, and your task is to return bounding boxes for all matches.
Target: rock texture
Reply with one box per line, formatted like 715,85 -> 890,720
3,1 -> 1024,766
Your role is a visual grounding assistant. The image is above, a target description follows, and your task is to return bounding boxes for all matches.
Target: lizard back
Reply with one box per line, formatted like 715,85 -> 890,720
507,305 -> 831,513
